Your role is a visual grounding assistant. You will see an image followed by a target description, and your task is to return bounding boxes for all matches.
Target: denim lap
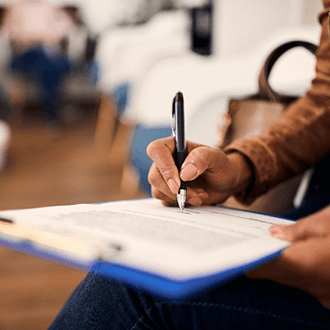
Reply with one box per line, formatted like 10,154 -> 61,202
49,271 -> 330,330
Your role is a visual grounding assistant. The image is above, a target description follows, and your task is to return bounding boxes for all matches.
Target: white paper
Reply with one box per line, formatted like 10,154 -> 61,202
0,198 -> 293,280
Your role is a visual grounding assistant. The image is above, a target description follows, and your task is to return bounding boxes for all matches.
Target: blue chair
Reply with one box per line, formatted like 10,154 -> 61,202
130,125 -> 172,195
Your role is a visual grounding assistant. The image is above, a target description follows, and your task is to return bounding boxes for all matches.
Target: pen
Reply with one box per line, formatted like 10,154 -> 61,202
172,92 -> 187,211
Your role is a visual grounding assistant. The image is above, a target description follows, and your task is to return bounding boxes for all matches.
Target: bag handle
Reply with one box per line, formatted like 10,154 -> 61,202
258,40 -> 318,103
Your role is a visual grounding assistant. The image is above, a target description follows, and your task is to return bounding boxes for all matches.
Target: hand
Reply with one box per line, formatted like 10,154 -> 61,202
247,205 -> 330,308
147,137 -> 252,207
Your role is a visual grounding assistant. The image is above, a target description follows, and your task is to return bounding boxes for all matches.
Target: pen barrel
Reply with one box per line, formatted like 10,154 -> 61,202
175,150 -> 186,171
175,150 -> 187,190
180,180 -> 187,190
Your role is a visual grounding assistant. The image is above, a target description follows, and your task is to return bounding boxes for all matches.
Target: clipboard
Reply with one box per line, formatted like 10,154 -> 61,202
0,198 -> 292,299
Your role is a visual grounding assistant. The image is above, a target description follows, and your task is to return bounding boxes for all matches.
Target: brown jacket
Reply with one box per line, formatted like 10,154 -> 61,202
225,0 -> 330,204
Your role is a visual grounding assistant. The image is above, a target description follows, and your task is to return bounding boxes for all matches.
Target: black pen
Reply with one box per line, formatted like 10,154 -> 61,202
172,92 -> 187,211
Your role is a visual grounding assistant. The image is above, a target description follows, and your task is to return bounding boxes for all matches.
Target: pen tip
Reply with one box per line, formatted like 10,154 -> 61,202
177,189 -> 186,212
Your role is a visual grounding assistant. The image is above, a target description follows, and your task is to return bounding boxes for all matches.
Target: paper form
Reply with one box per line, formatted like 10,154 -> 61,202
0,198 -> 293,280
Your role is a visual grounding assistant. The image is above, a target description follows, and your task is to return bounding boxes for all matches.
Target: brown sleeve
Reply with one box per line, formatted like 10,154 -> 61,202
224,0 -> 330,204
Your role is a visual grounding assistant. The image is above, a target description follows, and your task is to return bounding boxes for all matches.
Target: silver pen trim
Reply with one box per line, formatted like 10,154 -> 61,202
177,189 -> 186,211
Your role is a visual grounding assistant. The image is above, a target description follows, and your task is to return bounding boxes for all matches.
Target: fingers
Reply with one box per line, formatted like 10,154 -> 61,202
148,163 -> 176,199
147,137 -> 236,206
151,186 -> 206,207
181,146 -> 239,192
147,138 -> 209,198
181,146 -> 225,181
147,137 -> 180,195
269,206 -> 330,243
151,186 -> 177,206
149,162 -> 207,206
269,223 -> 313,243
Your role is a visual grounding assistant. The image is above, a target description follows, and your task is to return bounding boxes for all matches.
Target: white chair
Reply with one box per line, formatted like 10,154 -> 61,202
96,9 -> 191,114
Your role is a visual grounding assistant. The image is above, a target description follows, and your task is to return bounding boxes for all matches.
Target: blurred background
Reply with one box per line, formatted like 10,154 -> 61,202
0,0 -> 322,329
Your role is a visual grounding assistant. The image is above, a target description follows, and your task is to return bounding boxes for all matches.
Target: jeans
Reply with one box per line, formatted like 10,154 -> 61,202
49,271 -> 330,330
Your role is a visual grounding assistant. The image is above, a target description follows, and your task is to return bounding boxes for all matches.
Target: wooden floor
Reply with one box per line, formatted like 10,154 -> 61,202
0,107 -> 144,329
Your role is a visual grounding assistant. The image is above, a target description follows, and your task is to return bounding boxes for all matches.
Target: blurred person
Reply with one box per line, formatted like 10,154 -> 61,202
2,0 -> 75,131
49,1 -> 330,330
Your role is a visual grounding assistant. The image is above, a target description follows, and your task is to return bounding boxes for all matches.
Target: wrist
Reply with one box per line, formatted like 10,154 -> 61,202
227,152 -> 254,195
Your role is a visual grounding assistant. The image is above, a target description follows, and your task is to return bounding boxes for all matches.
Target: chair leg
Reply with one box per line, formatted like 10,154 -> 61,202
7,78 -> 27,127
109,120 -> 141,196
94,93 -> 142,197
120,163 -> 141,197
108,118 -> 132,166
94,94 -> 117,157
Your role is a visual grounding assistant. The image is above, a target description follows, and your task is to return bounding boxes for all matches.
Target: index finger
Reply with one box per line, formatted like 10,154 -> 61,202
147,136 -> 181,194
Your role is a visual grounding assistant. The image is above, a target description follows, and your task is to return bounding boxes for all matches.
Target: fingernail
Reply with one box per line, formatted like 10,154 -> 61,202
180,163 -> 198,181
168,179 -> 179,195
269,225 -> 285,239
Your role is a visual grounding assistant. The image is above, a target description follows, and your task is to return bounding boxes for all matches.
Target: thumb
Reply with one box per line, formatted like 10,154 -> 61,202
180,146 -> 230,182
180,146 -> 238,192
269,217 -> 328,243
180,147 -> 212,182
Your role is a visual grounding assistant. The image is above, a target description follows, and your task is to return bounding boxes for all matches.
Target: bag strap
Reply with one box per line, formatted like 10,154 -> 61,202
258,40 -> 318,103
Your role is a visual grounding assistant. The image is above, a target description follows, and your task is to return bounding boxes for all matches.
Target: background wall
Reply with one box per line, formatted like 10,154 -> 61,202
0,0 -> 323,36
303,0 -> 323,24
213,0 -> 322,56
